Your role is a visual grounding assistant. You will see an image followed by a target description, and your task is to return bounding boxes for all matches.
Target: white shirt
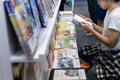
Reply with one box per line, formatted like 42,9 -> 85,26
101,7 -> 120,50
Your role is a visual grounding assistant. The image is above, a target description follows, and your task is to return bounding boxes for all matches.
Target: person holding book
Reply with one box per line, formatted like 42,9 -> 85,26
86,0 -> 106,35
78,0 -> 120,79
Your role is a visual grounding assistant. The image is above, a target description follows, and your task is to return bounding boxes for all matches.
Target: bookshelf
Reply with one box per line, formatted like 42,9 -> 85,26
0,0 -> 61,80
0,1 -> 13,80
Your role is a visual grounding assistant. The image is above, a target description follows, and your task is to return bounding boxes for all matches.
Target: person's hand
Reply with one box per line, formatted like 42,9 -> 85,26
80,21 -> 93,32
80,15 -> 93,23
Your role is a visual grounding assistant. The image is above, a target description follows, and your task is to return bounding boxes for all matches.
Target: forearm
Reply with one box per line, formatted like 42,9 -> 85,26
92,23 -> 103,34
90,28 -> 111,47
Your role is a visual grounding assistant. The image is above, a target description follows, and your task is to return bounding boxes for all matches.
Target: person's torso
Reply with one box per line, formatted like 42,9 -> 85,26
102,7 -> 120,50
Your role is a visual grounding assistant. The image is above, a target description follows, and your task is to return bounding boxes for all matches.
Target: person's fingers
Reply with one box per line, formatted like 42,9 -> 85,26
80,15 -> 86,19
80,21 -> 87,24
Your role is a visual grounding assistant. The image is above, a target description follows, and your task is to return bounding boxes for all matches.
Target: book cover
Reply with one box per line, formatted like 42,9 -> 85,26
23,0 -> 40,40
55,39 -> 70,49
53,49 -> 73,68
5,0 -> 39,56
4,0 -> 27,54
29,0 -> 41,30
56,22 -> 76,39
53,69 -> 86,80
53,49 -> 80,68
35,0 -> 47,27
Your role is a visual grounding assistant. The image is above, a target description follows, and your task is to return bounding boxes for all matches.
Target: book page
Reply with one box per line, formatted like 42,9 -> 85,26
73,14 -> 92,26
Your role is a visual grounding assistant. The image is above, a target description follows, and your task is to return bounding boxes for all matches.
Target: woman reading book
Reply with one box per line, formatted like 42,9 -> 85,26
78,0 -> 120,79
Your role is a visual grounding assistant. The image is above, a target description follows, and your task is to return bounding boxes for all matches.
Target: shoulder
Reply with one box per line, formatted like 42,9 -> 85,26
110,7 -> 120,18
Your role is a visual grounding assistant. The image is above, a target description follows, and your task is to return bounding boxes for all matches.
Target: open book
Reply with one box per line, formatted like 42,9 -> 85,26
73,14 -> 92,26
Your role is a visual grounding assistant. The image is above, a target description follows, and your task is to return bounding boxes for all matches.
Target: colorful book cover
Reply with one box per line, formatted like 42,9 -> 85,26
35,0 -> 47,28
23,0 -> 39,42
5,0 -> 39,56
53,49 -> 80,68
4,0 -> 28,54
55,49 -> 74,68
55,39 -> 70,49
29,0 -> 41,30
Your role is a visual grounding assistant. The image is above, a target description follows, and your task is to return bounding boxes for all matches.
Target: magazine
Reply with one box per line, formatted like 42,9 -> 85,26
53,69 -> 86,80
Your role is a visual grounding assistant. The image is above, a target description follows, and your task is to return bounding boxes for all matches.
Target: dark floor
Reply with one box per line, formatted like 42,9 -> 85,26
64,1 -> 98,80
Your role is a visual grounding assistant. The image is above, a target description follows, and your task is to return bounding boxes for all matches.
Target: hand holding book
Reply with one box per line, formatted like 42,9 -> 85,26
73,14 -> 92,26
73,14 -> 94,31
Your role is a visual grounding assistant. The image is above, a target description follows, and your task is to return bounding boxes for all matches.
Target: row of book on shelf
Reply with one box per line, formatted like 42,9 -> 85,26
4,0 -> 59,56
47,11 -> 86,80
11,10 -> 87,80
